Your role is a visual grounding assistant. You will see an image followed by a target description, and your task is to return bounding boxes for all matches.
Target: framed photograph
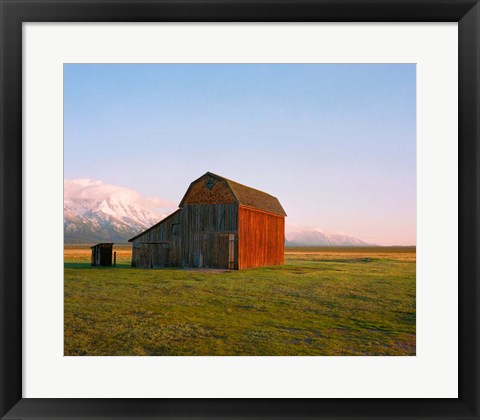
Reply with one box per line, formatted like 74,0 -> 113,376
1,0 -> 479,419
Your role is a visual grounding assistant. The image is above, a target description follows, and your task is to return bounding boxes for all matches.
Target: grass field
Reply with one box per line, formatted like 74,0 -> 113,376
64,246 -> 416,356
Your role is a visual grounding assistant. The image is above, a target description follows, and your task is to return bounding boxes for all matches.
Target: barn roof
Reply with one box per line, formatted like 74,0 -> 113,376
180,172 -> 287,216
90,243 -> 114,248
128,209 -> 182,242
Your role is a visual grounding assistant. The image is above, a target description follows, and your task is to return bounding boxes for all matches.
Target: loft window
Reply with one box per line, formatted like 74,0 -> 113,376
172,223 -> 180,235
205,178 -> 216,190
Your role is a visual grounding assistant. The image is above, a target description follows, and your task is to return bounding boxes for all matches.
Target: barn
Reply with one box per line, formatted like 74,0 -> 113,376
129,172 -> 286,270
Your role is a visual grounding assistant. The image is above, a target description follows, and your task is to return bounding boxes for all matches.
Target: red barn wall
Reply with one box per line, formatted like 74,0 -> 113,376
237,206 -> 285,269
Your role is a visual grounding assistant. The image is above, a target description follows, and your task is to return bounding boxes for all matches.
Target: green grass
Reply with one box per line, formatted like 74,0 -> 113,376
64,248 -> 415,356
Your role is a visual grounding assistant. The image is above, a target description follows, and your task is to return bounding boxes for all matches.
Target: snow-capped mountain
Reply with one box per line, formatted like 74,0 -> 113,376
285,230 -> 370,246
64,179 -> 174,244
64,198 -> 162,243
64,179 -> 370,246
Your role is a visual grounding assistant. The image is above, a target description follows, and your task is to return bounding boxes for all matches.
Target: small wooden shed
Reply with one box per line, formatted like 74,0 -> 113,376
91,243 -> 114,266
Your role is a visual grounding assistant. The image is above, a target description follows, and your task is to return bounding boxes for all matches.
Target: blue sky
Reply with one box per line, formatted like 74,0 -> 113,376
64,64 -> 416,245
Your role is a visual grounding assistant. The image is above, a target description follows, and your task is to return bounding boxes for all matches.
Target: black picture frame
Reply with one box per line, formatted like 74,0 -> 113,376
1,1 -> 479,419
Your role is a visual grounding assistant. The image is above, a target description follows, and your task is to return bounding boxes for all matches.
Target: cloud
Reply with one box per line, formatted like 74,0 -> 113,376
285,222 -> 344,236
64,178 -> 176,213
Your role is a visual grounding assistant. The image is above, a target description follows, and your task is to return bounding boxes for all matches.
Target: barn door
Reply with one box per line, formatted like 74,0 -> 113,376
138,244 -> 150,268
190,234 -> 234,268
202,233 -> 230,268
151,244 -> 168,268
138,243 -> 168,268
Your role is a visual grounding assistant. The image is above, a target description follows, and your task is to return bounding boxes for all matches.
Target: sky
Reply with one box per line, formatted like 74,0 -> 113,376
64,64 -> 416,246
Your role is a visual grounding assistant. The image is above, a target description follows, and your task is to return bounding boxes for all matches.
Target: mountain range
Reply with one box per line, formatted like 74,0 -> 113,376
64,179 -> 171,244
64,179 -> 370,246
284,230 -> 369,247
64,196 -> 163,244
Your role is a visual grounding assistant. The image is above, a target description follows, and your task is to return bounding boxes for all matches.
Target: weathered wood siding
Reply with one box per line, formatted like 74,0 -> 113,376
182,204 -> 237,269
237,206 -> 285,269
91,243 -> 113,266
131,210 -> 182,268
134,243 -> 168,268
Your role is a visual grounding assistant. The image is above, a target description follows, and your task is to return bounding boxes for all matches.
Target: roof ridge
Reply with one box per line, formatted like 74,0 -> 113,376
128,209 -> 182,242
206,172 -> 278,200
227,179 -> 278,199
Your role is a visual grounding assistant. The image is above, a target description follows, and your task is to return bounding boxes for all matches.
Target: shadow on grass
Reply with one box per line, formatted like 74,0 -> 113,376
64,263 -> 132,269
64,263 -> 187,271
